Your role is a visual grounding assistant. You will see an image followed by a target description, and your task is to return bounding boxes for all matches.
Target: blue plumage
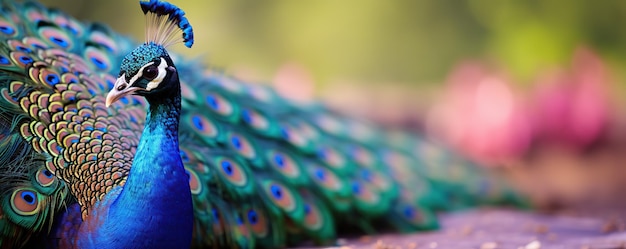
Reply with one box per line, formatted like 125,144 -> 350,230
97,94 -> 193,248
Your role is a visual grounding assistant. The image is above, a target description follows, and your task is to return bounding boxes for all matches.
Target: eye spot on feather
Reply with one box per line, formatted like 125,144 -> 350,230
180,149 -> 191,163
22,192 -> 35,204
264,182 -> 296,212
37,26 -> 73,50
192,116 -> 203,129
60,73 -> 78,85
0,56 -> 10,66
227,133 -> 256,159
17,55 -> 33,65
351,181 -> 379,204
351,182 -> 361,195
241,109 -> 252,123
45,74 -> 60,86
270,184 -> 282,199
23,37 -> 49,51
231,136 -> 240,149
32,43 -> 46,50
212,208 -> 220,220
189,115 -> 203,129
0,24 -> 15,36
280,127 -> 289,139
316,147 -> 346,171
399,205 -> 424,224
185,167 -> 201,195
89,57 -> 107,69
268,151 -> 301,179
89,31 -> 117,52
279,124 -> 310,149
216,158 -> 248,187
303,202 -> 323,230
210,208 -> 225,235
63,24 -> 79,35
36,168 -> 55,187
235,214 -> 250,237
315,168 -> 325,180
205,93 -> 234,118
50,37 -> 67,48
360,169 -> 391,192
403,206 -> 415,218
350,145 -> 375,168
304,204 -> 310,214
106,77 -> 115,90
221,160 -> 233,176
247,209 -> 258,224
235,215 -> 244,225
16,46 -> 31,53
241,108 -> 270,132
10,189 -> 40,216
246,208 -> 269,237
309,165 -> 342,191
86,47 -> 111,71
274,154 -> 284,167
206,95 -> 219,109
189,115 -> 218,139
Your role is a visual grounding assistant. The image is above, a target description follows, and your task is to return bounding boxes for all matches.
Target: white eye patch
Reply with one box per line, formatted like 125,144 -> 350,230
145,58 -> 168,91
127,57 -> 169,91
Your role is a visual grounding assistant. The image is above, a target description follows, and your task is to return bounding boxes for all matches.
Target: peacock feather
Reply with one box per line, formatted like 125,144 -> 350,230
0,0 -> 528,248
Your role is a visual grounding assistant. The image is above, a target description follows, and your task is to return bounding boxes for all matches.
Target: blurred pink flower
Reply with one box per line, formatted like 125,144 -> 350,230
531,47 -> 611,151
428,47 -> 614,164
426,61 -> 532,164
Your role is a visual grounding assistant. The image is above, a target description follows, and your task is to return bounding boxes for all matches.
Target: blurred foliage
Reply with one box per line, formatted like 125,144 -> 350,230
40,0 -> 626,90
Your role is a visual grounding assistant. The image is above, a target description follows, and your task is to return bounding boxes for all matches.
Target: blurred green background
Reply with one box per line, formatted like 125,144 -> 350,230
40,0 -> 626,91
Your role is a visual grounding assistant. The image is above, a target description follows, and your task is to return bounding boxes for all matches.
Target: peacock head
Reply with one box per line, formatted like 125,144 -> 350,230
106,0 -> 193,107
106,43 -> 178,106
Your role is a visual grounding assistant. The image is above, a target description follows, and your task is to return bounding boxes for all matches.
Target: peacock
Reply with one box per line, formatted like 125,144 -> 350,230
0,0 -> 527,248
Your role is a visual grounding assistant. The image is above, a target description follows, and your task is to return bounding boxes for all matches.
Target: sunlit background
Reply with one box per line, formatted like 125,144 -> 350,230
42,0 -> 626,211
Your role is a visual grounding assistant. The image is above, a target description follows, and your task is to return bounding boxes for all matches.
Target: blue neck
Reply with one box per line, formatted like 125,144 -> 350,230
76,85 -> 193,248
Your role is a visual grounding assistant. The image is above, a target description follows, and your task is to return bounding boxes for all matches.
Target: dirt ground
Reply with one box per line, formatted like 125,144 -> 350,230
321,209 -> 626,249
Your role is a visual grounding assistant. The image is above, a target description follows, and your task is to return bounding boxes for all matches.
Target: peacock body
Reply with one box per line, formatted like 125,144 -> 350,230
0,0 -> 526,248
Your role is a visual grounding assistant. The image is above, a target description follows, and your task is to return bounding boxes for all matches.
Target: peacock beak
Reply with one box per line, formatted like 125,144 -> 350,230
105,76 -> 144,107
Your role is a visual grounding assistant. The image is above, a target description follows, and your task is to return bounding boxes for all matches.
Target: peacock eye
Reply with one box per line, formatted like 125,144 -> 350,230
143,65 -> 158,80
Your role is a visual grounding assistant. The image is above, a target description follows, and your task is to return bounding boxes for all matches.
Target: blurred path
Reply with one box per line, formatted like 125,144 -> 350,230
301,209 -> 625,249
